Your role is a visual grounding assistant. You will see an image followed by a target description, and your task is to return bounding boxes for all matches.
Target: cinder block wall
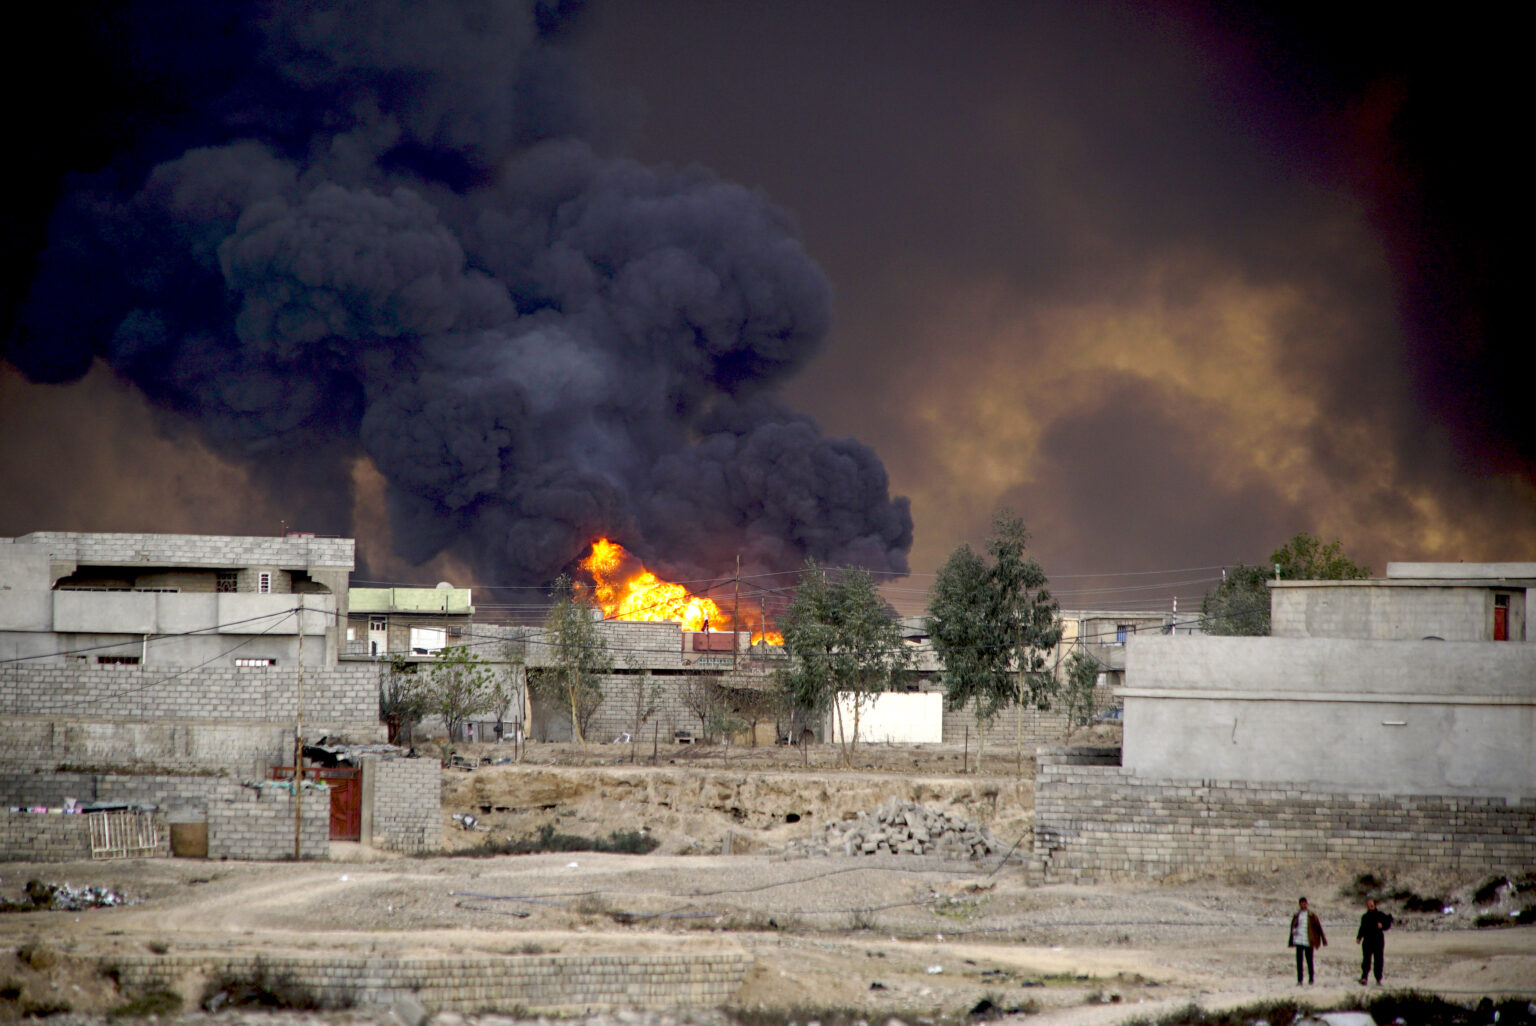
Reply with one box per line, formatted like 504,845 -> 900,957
207,786 -> 330,860
1035,761 -> 1536,879
111,950 -> 751,1014
0,811 -> 170,861
940,686 -> 1115,748
0,771 -> 246,817
1,665 -> 379,723
369,757 -> 441,853
0,720 -> 304,775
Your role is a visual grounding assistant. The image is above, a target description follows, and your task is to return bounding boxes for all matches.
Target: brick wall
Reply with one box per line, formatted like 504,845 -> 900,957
207,785 -> 330,860
1034,761 -> 1536,879
111,950 -> 751,1014
0,810 -> 169,861
369,757 -> 441,853
0,664 -> 379,724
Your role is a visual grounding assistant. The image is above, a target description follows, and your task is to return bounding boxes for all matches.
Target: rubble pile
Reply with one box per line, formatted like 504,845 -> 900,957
784,799 -> 997,859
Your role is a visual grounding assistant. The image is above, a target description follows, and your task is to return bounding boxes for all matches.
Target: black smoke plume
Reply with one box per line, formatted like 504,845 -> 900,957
2,0 -> 912,585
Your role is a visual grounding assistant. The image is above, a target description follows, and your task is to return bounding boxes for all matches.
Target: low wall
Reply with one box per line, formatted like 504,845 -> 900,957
208,786 -> 330,860
1034,761 -> 1536,879
0,772 -> 329,861
0,811 -> 170,861
368,757 -> 441,853
110,950 -> 751,1014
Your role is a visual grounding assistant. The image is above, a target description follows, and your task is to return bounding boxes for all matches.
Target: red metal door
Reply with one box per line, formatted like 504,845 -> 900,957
314,767 -> 362,840
1494,606 -> 1508,641
268,766 -> 363,840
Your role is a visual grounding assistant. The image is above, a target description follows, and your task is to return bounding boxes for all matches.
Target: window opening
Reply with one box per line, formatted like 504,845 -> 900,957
216,571 -> 238,593
258,572 -> 272,594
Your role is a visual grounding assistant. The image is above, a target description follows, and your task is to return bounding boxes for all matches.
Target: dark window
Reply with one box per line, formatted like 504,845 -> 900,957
216,571 -> 238,593
97,655 -> 140,666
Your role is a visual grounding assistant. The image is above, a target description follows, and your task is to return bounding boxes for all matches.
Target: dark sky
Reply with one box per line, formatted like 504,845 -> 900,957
1,1 -> 1527,616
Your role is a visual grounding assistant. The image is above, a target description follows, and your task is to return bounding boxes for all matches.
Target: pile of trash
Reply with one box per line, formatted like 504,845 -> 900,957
784,799 -> 997,859
21,880 -> 132,910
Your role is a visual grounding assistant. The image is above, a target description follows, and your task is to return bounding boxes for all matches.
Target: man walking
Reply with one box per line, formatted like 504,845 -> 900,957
1356,897 -> 1393,985
1288,897 -> 1327,984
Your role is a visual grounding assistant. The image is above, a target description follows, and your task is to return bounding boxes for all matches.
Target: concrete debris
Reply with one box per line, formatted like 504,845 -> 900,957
451,813 -> 479,830
783,799 -> 997,859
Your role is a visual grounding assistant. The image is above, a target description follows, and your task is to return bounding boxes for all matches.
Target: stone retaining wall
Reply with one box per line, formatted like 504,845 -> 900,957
1035,761 -> 1536,879
110,951 -> 751,1014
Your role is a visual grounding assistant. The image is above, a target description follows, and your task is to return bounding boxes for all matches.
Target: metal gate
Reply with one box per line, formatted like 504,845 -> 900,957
88,810 -> 160,859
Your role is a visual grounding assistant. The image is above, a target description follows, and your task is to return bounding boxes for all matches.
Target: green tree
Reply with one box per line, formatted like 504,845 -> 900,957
1203,532 -> 1370,636
778,560 -> 910,767
379,655 -> 428,745
424,645 -> 499,748
1061,649 -> 1102,737
532,574 -> 612,744
925,513 -> 1062,769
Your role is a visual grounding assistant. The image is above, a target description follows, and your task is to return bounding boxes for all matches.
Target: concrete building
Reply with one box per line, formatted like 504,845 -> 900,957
1271,561 -> 1533,642
1,532 -> 439,861
346,583 -> 475,658
1,531 -> 350,666
1034,562 -> 1536,878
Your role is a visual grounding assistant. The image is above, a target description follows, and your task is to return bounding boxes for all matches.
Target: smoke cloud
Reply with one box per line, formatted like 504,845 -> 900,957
2,0 -> 911,584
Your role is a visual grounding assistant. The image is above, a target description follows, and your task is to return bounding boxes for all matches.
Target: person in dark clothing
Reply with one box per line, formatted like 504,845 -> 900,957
1356,897 -> 1393,984
1287,897 -> 1327,984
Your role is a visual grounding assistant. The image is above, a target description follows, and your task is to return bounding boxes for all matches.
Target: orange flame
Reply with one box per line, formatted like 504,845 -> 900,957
579,539 -> 783,645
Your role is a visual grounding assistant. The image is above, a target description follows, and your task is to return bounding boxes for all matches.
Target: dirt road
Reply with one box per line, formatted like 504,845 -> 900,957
3,848 -> 1532,1023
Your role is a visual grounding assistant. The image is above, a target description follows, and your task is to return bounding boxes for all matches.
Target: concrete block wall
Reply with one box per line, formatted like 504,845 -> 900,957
0,771 -> 246,818
1034,762 -> 1536,879
0,719 -> 305,775
0,811 -> 170,861
582,674 -> 709,742
369,757 -> 441,853
15,532 -> 355,570
940,686 -> 1116,748
207,785 -> 330,860
0,664 -> 380,725
111,950 -> 752,1014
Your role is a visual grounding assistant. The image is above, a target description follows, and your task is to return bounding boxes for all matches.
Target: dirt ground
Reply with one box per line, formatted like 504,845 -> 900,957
3,739 -> 1533,1025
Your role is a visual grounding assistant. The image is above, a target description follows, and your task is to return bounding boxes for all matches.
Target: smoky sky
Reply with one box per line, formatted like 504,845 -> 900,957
2,1 -> 1527,605
0,0 -> 911,587
572,1 -> 1530,599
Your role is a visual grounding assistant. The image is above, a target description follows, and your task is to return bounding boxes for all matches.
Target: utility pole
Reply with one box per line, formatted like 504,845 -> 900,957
293,597 -> 304,859
732,554 -> 741,671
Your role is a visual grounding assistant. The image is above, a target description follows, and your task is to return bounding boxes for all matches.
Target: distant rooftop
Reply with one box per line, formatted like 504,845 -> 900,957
349,585 -> 473,614
1385,562 -> 1536,581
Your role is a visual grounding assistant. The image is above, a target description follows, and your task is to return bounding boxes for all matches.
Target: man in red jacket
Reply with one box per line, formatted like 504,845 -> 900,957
1287,896 -> 1328,984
